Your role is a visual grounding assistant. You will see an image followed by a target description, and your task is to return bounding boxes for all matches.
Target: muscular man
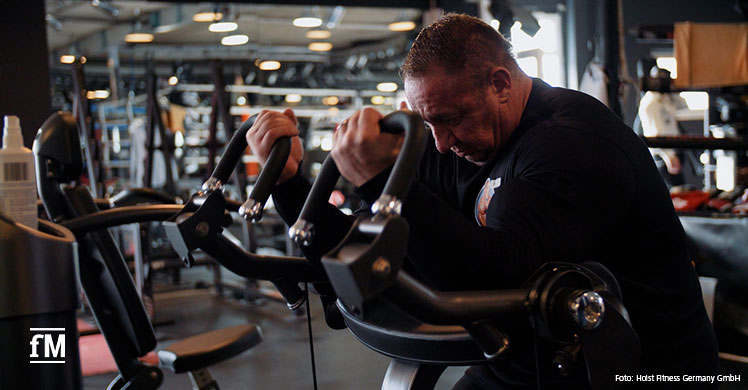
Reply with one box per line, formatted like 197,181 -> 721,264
247,14 -> 719,389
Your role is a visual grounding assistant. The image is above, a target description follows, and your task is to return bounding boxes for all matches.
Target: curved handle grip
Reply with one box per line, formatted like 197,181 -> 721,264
372,111 -> 428,216
288,156 -> 340,246
203,114 -> 258,191
238,137 -> 292,222
288,110 -> 427,246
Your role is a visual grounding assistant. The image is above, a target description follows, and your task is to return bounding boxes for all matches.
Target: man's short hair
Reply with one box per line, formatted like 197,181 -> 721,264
400,13 -> 517,86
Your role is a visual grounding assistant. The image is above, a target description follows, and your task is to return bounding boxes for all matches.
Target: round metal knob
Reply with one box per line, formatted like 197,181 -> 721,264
238,198 -> 264,222
288,219 -> 314,247
568,291 -> 605,330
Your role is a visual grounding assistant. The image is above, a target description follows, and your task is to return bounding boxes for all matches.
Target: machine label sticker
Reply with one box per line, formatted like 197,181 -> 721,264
475,177 -> 502,226
29,328 -> 66,364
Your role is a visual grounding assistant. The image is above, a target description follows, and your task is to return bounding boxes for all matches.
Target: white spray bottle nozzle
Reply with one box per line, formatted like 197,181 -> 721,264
2,115 -> 23,149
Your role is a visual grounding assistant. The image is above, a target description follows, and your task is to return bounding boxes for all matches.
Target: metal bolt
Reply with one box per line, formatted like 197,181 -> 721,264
195,221 -> 210,237
569,291 -> 605,330
372,257 -> 391,277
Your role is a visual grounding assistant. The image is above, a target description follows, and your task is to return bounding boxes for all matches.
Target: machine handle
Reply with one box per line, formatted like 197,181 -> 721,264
289,110 -> 427,246
238,137 -> 292,222
204,115 -> 257,190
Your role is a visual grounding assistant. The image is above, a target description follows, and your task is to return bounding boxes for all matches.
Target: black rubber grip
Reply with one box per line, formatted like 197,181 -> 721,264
209,114 -> 257,184
295,155 -> 340,229
247,137 -> 292,205
379,111 -> 428,200
291,111 -> 425,245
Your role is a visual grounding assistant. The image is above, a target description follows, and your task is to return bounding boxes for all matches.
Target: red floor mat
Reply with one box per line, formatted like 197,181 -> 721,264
77,318 -> 98,335
79,334 -> 159,376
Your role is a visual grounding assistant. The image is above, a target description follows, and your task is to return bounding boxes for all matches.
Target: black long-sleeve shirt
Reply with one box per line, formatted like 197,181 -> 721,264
272,78 -> 720,386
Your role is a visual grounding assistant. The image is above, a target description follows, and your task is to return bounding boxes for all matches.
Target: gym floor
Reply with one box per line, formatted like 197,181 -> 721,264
81,267 -> 467,390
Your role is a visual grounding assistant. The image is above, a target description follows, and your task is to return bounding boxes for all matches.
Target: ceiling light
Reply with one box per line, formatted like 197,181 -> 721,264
221,34 -> 249,46
308,42 -> 332,52
370,96 -> 385,105
60,55 -> 75,64
80,56 -> 87,64
259,60 -> 281,71
388,21 -> 416,32
125,32 -> 154,43
293,17 -> 323,28
322,96 -> 339,106
193,12 -> 223,22
209,22 -> 238,33
237,96 -> 247,105
87,90 -> 109,100
490,19 -> 500,30
285,94 -> 302,103
306,29 -> 331,39
168,76 -> 178,86
376,82 -> 398,92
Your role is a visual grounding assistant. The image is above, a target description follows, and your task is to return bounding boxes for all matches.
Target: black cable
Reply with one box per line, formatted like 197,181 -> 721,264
304,283 -> 318,390
530,317 -> 542,390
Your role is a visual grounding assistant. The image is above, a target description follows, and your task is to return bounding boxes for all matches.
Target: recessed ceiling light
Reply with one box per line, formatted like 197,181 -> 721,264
168,76 -> 178,86
209,22 -> 238,33
306,29 -> 331,39
370,96 -> 385,105
293,17 -> 322,28
322,96 -> 339,105
221,34 -> 249,46
258,60 -> 281,71
285,94 -> 302,103
376,82 -> 398,92
193,12 -> 223,22
60,55 -> 75,64
308,42 -> 333,52
388,21 -> 416,32
125,33 -> 154,43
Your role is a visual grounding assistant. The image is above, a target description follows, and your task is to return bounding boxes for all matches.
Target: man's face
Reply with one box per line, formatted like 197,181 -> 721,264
405,67 -> 501,165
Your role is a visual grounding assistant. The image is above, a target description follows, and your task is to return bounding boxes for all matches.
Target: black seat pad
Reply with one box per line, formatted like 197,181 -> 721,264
339,299 -> 487,365
158,324 -> 262,373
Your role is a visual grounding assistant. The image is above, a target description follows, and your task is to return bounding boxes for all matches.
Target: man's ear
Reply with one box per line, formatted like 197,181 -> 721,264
490,67 -> 512,103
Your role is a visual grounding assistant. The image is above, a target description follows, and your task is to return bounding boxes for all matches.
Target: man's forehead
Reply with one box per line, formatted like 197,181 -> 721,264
405,74 -> 466,114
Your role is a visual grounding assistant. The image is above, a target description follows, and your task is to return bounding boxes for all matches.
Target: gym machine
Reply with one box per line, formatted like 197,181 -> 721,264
32,111 -> 264,390
288,110 -> 641,389
0,214 -> 81,390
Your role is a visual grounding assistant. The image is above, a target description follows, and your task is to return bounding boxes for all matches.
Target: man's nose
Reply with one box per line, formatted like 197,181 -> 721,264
432,126 -> 454,154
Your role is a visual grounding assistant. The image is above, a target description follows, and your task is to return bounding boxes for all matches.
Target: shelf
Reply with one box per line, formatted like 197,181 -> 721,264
642,136 -> 748,151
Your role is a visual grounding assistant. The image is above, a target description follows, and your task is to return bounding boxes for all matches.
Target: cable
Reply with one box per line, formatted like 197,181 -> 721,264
304,283 -> 318,390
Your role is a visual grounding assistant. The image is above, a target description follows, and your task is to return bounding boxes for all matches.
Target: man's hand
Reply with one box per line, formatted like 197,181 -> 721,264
331,107 -> 404,187
246,109 -> 303,184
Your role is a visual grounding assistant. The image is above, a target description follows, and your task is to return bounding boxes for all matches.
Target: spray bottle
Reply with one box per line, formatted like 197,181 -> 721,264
0,115 -> 37,229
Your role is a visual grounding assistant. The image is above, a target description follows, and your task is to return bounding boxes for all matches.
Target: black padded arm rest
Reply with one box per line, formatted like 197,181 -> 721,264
339,300 -> 487,366
158,324 -> 262,373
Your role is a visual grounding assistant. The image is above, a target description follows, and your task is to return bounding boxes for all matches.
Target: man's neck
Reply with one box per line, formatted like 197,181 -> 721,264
500,74 -> 534,141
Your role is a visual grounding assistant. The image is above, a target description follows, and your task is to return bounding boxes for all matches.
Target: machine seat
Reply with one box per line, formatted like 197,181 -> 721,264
158,324 -> 262,373
338,300 -> 488,365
